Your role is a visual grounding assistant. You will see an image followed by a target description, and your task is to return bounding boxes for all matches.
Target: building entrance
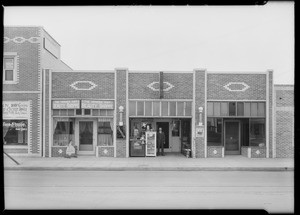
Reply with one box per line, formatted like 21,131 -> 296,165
156,122 -> 169,149
224,121 -> 240,155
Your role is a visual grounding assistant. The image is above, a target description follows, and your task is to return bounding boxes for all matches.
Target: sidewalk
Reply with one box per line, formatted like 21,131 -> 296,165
4,154 -> 294,171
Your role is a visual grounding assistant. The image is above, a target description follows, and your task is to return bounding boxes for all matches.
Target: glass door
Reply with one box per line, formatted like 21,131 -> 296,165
224,121 -> 240,155
79,121 -> 93,151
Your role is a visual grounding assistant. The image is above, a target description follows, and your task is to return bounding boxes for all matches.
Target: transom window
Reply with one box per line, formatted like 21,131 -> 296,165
207,102 -> 265,117
129,100 -> 192,117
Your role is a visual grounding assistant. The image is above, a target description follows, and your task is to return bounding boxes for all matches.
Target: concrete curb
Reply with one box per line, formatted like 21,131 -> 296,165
4,166 -> 294,171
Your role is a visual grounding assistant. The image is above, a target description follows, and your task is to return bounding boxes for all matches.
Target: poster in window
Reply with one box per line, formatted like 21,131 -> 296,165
145,131 -> 156,157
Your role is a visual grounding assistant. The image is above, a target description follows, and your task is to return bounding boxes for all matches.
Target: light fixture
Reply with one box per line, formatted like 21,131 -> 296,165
119,106 -> 124,126
198,106 -> 203,126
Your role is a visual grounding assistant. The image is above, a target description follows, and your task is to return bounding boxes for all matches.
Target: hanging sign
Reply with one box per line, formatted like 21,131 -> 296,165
81,100 -> 114,109
3,101 -> 30,118
52,100 -> 80,109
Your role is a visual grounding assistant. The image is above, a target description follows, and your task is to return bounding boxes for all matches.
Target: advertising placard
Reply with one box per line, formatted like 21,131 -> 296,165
3,101 -> 30,119
145,131 -> 156,157
52,100 -> 80,109
196,126 -> 204,137
81,100 -> 114,109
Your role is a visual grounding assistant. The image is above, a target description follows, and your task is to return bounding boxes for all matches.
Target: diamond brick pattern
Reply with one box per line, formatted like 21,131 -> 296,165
207,74 -> 266,100
207,146 -> 223,158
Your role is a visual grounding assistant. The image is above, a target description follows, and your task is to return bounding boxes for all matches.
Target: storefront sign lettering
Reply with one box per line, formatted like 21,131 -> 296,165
3,101 -> 30,118
81,100 -> 114,109
52,100 -> 80,109
3,121 -> 27,130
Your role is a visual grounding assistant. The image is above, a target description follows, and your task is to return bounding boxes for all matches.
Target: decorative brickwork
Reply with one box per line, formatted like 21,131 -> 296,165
268,71 -> 274,158
128,73 -> 193,99
250,147 -> 266,158
51,146 -> 78,157
52,72 -> 114,99
207,146 -> 223,158
4,27 -> 40,91
97,146 -> 114,157
207,74 -> 266,100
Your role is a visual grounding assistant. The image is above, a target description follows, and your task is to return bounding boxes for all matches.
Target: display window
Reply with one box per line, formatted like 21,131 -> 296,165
3,120 -> 28,145
250,118 -> 266,147
97,120 -> 113,146
207,118 -> 222,146
53,119 -> 74,146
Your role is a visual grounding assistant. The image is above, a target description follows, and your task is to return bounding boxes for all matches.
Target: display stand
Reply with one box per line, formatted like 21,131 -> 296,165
145,131 -> 156,157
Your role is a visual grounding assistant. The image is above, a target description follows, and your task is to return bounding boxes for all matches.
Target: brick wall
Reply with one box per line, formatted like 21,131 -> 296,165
97,146 -> 114,157
4,27 -> 40,91
207,73 -> 266,100
44,70 -> 51,157
275,85 -> 294,158
250,147 -> 266,158
268,71 -> 273,158
128,72 -> 193,99
195,70 -> 206,158
116,69 -> 127,157
52,72 -> 115,99
207,146 -> 223,158
241,147 -> 249,157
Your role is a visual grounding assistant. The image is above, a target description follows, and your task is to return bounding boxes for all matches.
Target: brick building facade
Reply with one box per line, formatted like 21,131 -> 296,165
3,26 -> 72,156
3,26 -> 294,158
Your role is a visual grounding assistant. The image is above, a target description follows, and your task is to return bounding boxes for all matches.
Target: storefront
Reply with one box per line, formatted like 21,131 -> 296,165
51,99 -> 115,157
128,100 -> 192,157
3,101 -> 31,154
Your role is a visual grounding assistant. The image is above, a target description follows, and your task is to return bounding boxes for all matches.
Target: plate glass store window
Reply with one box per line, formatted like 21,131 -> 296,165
53,121 -> 74,146
97,121 -> 113,146
3,120 -> 28,145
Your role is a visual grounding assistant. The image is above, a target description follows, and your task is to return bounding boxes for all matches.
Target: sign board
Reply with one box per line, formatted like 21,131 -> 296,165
145,131 -> 157,157
196,126 -> 204,137
3,101 -> 30,119
52,100 -> 80,109
81,100 -> 114,109
3,121 -> 27,131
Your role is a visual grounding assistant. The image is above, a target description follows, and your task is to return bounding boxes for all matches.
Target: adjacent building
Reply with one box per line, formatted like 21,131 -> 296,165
3,26 -> 294,158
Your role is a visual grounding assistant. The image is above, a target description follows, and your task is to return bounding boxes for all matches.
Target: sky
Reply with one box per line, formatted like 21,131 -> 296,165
4,2 -> 294,84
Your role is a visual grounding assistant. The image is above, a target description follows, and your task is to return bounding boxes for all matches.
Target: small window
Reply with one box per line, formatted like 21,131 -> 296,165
207,102 -> 213,116
220,102 -> 228,116
84,109 -> 91,115
177,102 -> 184,116
229,102 -> 236,116
129,101 -> 136,116
244,103 -> 251,116
213,102 -> 221,116
137,101 -> 144,116
3,55 -> 18,84
185,102 -> 192,116
145,101 -> 152,116
92,109 -> 99,116
76,109 -> 82,115
169,102 -> 176,116
153,102 -> 160,116
161,102 -> 168,116
251,103 -> 258,116
237,102 -> 244,116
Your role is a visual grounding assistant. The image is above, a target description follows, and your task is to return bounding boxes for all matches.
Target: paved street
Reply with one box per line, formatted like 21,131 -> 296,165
4,170 -> 293,212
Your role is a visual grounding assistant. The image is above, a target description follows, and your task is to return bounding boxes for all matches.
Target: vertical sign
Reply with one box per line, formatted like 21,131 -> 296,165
159,71 -> 164,99
145,131 -> 157,156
